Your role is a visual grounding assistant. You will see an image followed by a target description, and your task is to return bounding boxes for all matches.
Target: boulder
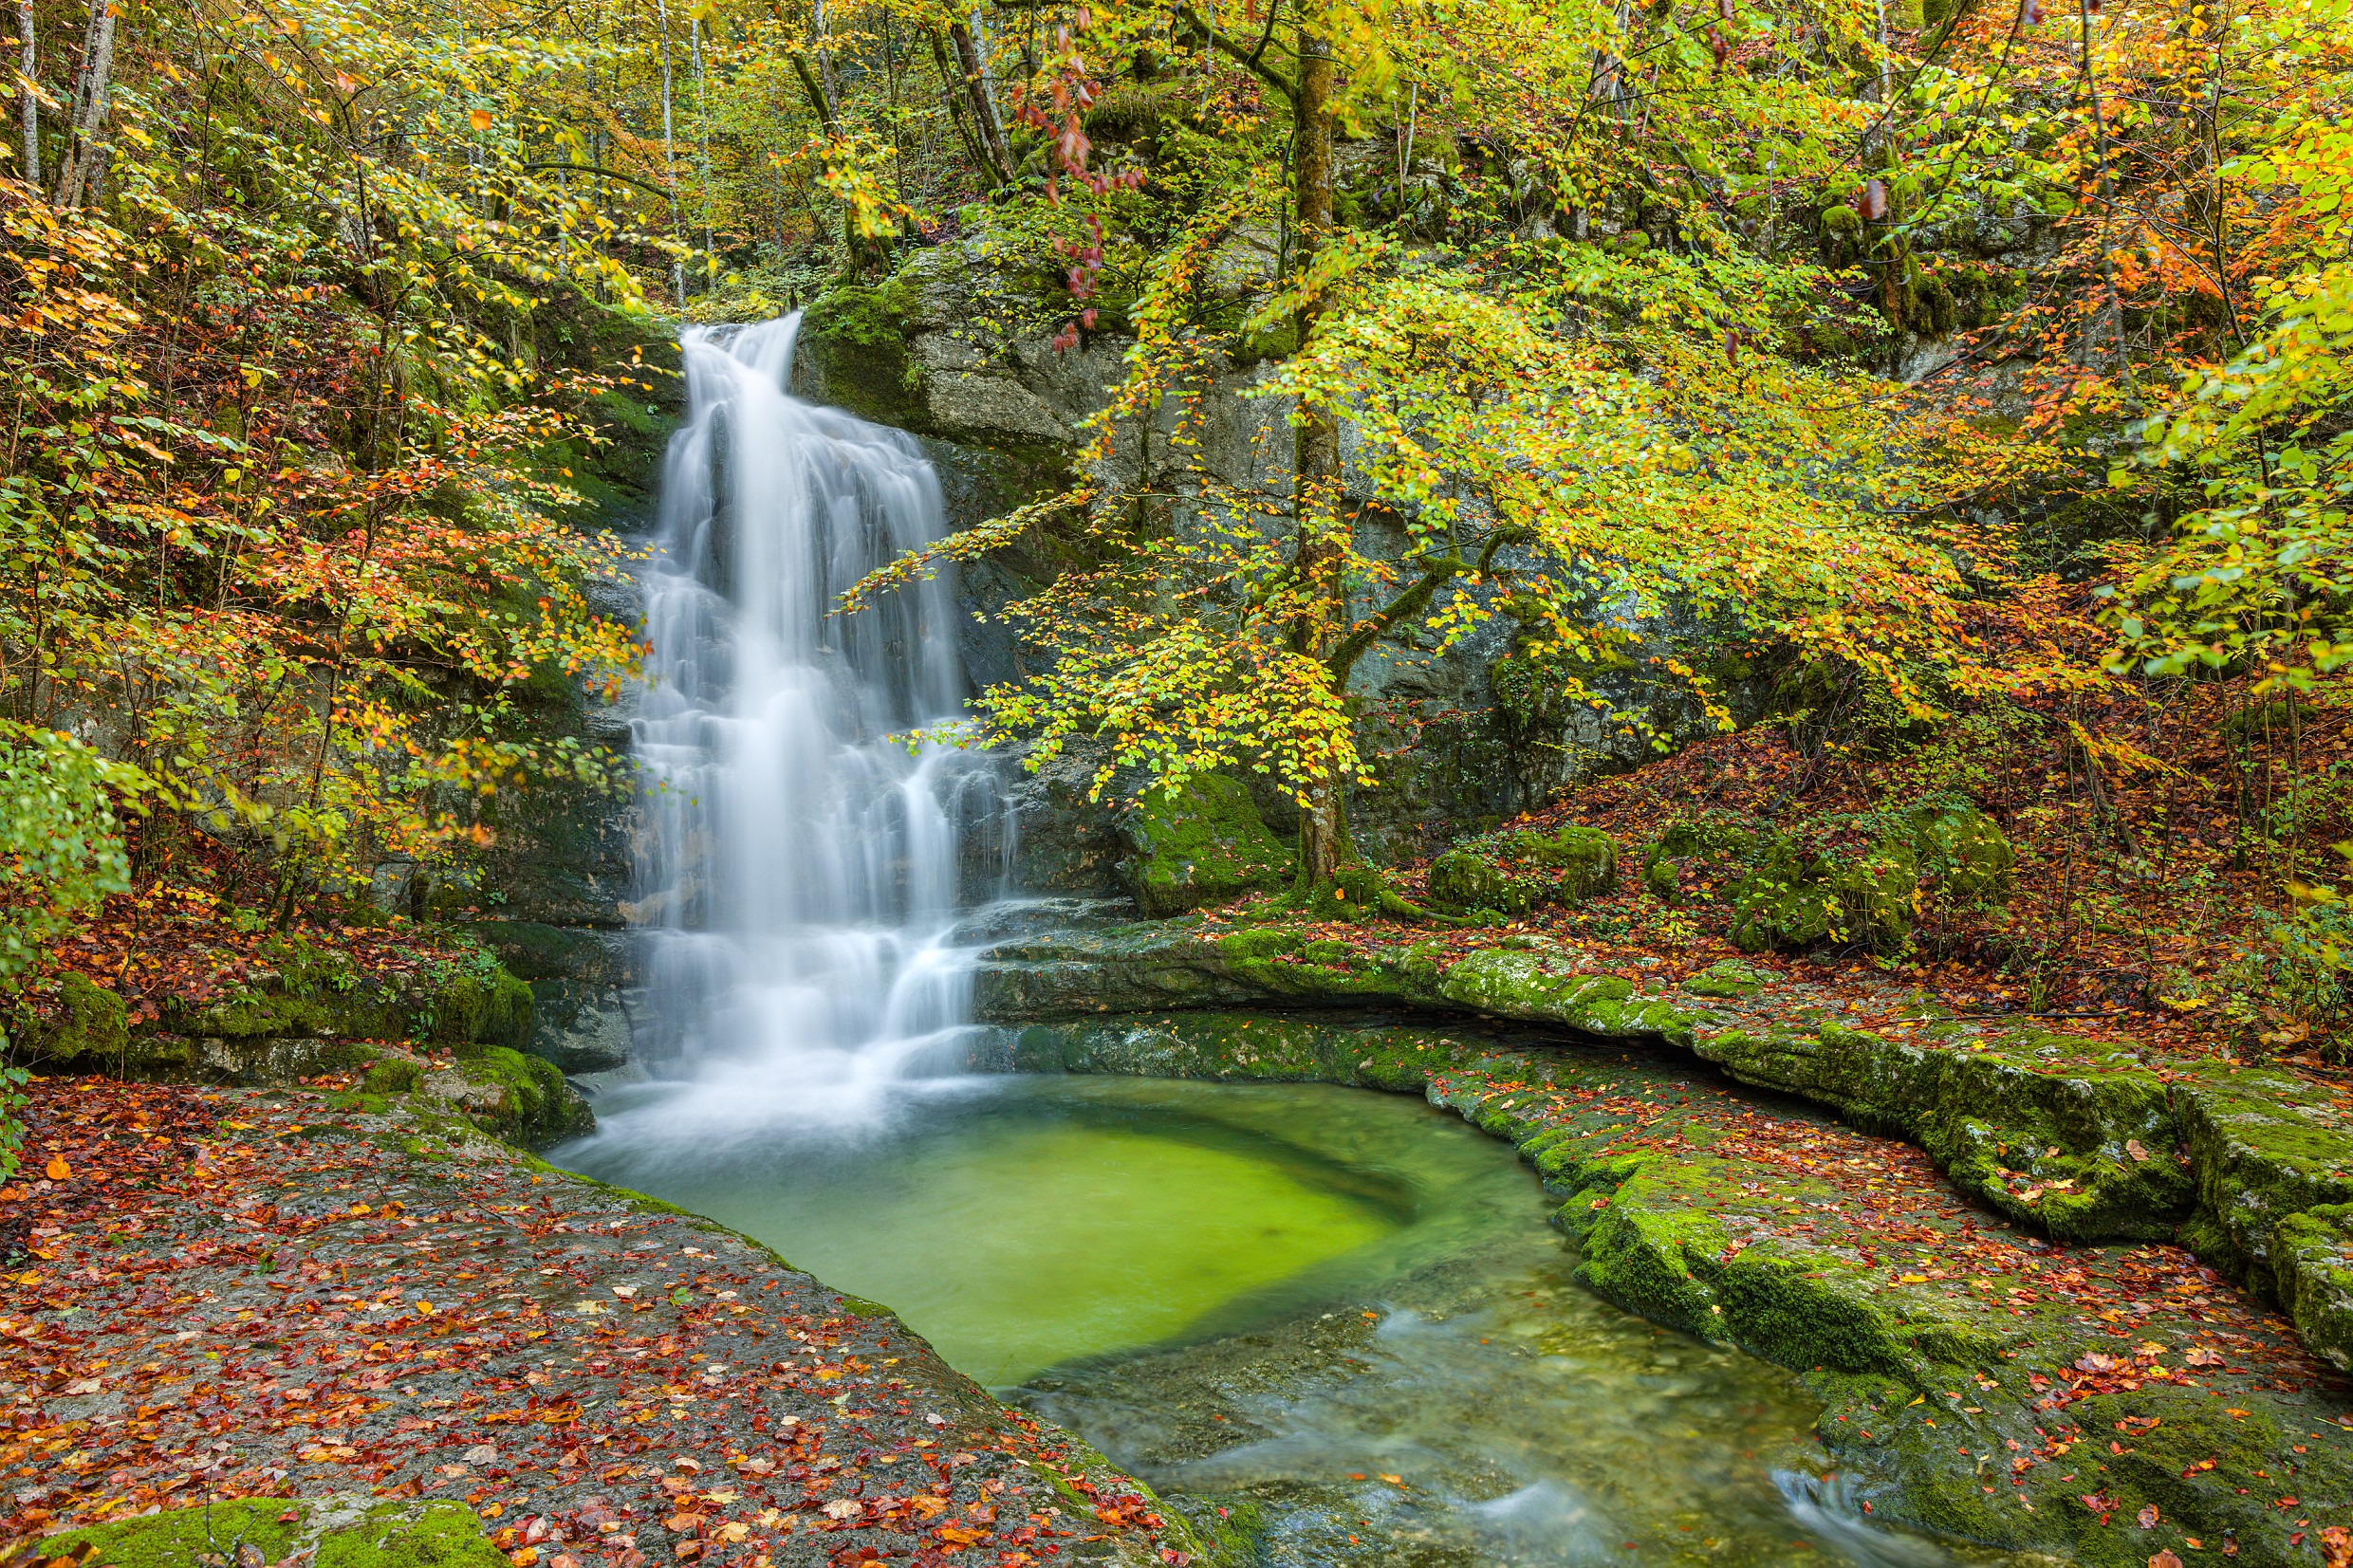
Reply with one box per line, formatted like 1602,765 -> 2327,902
1426,824 -> 1620,914
1121,775 -> 1295,915
1720,802 -> 2014,954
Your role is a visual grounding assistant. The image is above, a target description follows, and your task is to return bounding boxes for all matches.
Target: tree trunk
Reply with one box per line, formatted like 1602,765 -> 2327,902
949,18 -> 1014,186
51,0 -> 115,209
655,0 -> 683,308
926,27 -> 993,181
1290,22 -> 1347,886
16,0 -> 36,187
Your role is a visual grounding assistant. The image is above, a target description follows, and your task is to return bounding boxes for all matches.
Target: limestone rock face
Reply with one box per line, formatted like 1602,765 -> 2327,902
472,921 -> 639,1074
790,246 -> 1768,873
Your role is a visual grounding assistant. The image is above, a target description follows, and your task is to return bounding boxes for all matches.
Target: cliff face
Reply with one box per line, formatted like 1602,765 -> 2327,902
456,337 -> 682,1079
789,243 -> 1768,883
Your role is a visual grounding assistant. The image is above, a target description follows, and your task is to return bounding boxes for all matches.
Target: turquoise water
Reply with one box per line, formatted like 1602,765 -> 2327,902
560,1073 -> 1971,1566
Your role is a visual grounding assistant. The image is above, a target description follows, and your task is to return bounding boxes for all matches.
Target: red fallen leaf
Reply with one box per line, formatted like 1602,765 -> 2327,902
2081,1493 -> 2115,1513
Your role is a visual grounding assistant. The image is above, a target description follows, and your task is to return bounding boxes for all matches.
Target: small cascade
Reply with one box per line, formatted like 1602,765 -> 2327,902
627,313 -> 1000,1124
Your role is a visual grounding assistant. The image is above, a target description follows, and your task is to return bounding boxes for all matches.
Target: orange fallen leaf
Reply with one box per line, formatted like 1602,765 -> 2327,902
45,1155 -> 69,1181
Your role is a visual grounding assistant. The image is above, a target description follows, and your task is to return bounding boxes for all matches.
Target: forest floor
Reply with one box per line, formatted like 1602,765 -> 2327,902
0,1075 -> 1181,1568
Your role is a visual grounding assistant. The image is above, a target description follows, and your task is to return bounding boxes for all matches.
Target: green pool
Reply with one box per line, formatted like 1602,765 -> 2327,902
560,1071 -> 1971,1565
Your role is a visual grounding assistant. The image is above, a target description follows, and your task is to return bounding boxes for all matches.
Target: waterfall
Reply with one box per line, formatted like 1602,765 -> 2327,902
627,313 -> 998,1124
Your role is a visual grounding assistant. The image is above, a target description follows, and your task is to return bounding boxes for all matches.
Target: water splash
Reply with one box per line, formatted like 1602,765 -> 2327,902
1775,1469 -> 1955,1567
625,313 -> 999,1127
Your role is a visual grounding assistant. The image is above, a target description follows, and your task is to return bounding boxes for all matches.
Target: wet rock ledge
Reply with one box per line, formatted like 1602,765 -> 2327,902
971,921 -> 2353,1567
0,1075 -> 1193,1568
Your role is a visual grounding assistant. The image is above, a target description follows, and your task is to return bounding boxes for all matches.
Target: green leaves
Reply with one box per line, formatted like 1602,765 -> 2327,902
0,725 -> 134,994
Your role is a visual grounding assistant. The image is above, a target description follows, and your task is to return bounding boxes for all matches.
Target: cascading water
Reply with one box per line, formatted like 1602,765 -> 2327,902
625,313 -> 1000,1129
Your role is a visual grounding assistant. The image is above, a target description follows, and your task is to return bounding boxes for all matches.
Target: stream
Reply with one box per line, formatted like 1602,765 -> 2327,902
560,1071 -> 1973,1567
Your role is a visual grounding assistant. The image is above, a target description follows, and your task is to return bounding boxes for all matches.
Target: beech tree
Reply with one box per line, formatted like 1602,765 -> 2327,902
846,0 -> 2035,898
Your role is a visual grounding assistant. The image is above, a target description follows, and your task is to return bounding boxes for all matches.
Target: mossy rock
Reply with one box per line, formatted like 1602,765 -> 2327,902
1654,815 -> 1765,862
1426,825 -> 1618,914
2271,1203 -> 2353,1371
38,1496 -> 503,1568
1682,959 -> 1766,998
19,970 -> 130,1061
1502,824 -> 1618,900
1919,1044 -> 2194,1243
152,937 -> 534,1054
1121,775 -> 1294,915
1725,832 -> 1843,951
1288,861 -> 1396,923
424,969 -> 535,1048
797,275 -> 925,428
1901,801 -> 2016,907
1427,847 -> 1539,914
1726,802 -> 2014,954
446,1046 -> 596,1147
2177,1065 -> 2353,1299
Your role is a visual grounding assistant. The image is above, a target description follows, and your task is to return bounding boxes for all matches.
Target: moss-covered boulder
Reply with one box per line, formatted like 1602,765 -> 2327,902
1724,831 -> 1844,950
1724,802 -> 2014,954
1427,846 -> 1539,914
2271,1203 -> 2353,1370
1505,823 -> 1618,897
2177,1064 -> 2353,1289
1918,1042 -> 2193,1243
15,969 -> 130,1061
439,1045 -> 597,1147
37,1495 -> 504,1568
156,937 -> 535,1052
1121,774 -> 1294,915
1903,800 -> 2016,906
1425,825 -> 1619,914
794,275 -> 924,429
1681,959 -> 1766,998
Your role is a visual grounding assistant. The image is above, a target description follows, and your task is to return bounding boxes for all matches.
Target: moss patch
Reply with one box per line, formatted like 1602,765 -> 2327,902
1121,775 -> 1294,915
38,1498 -> 502,1568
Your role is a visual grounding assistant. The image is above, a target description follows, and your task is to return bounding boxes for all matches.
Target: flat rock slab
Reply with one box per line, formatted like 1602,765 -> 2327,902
0,1077 -> 1178,1568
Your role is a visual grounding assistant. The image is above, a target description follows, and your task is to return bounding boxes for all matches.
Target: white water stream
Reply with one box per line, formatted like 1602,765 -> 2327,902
627,313 -> 998,1127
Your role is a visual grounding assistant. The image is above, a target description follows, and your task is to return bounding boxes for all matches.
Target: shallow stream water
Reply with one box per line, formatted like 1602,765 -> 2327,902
561,1072 -> 1971,1566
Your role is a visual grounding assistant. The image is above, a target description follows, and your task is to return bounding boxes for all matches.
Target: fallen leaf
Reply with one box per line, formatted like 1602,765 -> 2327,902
822,1500 -> 862,1520
45,1155 -> 69,1181
2138,1503 -> 2159,1528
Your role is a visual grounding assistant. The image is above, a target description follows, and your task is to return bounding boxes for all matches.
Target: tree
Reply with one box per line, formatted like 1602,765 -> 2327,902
845,0 -> 2027,901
